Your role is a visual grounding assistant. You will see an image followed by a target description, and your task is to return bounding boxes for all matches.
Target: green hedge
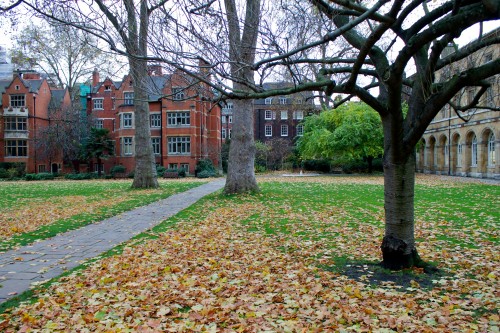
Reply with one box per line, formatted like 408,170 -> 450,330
25,173 -> 55,181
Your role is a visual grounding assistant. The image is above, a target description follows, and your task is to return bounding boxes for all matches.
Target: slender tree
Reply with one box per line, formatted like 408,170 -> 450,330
15,0 -> 173,188
81,128 -> 114,177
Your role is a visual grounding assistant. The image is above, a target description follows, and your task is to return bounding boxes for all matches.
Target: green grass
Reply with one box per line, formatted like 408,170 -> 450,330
0,179 -> 207,252
2,176 -> 498,315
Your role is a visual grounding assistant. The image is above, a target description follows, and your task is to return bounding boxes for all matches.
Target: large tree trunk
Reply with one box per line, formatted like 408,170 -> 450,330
381,152 -> 421,269
127,0 -> 158,189
224,98 -> 258,193
130,59 -> 159,189
222,0 -> 261,194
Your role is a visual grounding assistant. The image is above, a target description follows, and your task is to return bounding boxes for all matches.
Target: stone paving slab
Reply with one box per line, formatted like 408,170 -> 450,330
0,178 -> 225,304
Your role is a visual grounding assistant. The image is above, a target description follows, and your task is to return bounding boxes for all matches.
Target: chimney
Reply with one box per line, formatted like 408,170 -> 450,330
92,68 -> 100,86
21,72 -> 41,80
198,58 -> 210,77
148,64 -> 162,76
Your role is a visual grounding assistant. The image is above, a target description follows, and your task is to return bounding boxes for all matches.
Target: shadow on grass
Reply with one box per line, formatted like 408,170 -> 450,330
320,257 -> 446,292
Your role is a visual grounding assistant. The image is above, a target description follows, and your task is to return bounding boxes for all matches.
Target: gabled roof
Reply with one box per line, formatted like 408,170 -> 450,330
22,79 -> 44,93
92,77 -> 122,93
0,79 -> 11,94
49,89 -> 68,109
146,75 -> 170,101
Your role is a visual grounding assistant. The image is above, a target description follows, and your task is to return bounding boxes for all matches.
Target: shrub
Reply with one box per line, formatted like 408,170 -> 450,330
25,173 -> 55,181
255,165 -> 267,173
64,173 -> 93,180
0,168 -> 9,179
196,170 -> 212,178
195,159 -> 216,178
178,169 -> 186,178
110,165 -> 126,175
156,165 -> 166,175
0,162 -> 26,177
127,171 -> 135,178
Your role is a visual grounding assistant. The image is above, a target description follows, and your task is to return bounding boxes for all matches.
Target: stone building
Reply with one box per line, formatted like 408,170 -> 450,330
417,29 -> 499,179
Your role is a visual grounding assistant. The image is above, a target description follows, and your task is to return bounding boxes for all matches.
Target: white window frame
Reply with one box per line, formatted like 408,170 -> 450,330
167,111 -> 190,126
471,135 -> 478,167
121,113 -> 133,128
281,110 -> 288,120
265,125 -> 272,137
151,137 -> 161,155
172,87 -> 185,101
93,98 -> 104,110
296,124 -> 304,136
294,110 -> 304,120
229,115 -> 233,123
265,98 -> 272,105
281,124 -> 288,137
4,116 -> 27,131
279,97 -> 287,105
488,133 -> 496,166
10,94 -> 25,107
5,139 -> 27,157
265,110 -> 272,120
222,128 -> 227,139
150,113 -> 161,128
121,137 -> 134,156
94,119 -> 104,129
124,91 -> 134,105
180,163 -> 190,174
94,164 -> 104,173
168,136 -> 191,155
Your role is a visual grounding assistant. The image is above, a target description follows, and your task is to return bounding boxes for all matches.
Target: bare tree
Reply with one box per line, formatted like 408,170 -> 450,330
9,17 -> 116,101
150,0 -> 499,269
14,0 -> 175,188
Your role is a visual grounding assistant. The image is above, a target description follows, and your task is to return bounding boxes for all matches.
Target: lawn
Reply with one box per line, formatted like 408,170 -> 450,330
0,175 -> 498,332
0,178 -> 208,252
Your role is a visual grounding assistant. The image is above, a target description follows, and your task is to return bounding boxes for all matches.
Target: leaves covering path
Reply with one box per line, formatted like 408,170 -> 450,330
1,176 -> 498,332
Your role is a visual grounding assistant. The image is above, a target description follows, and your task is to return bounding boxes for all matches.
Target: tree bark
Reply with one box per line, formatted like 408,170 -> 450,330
381,152 -> 421,269
222,0 -> 261,194
224,98 -> 258,193
130,58 -> 158,189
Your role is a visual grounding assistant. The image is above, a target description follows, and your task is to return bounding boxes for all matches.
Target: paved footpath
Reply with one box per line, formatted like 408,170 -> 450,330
0,178 -> 226,304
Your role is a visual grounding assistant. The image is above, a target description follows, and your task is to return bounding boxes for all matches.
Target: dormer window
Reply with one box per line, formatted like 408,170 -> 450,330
265,98 -> 272,105
104,85 -> 111,91
172,87 -> 185,101
279,97 -> 287,105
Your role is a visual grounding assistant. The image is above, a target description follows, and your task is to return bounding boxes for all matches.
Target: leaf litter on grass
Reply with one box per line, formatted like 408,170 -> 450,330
0,175 -> 498,332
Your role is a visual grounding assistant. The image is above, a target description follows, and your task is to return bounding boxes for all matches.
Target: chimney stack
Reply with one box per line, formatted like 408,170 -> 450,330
148,64 -> 163,76
92,68 -> 100,86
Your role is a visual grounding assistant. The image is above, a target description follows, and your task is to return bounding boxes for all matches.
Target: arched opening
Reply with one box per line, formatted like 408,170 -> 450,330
451,133 -> 461,175
481,129 -> 496,176
428,136 -> 436,173
488,132 -> 496,167
464,131 -> 477,176
438,134 -> 448,174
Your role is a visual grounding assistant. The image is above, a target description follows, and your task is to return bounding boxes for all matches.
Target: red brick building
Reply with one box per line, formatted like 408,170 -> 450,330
87,66 -> 221,175
0,71 -> 71,174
